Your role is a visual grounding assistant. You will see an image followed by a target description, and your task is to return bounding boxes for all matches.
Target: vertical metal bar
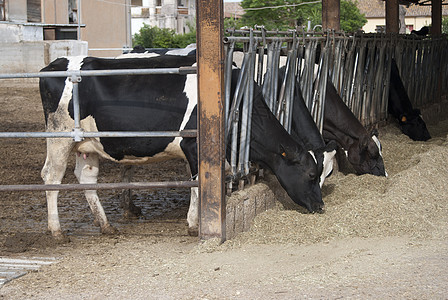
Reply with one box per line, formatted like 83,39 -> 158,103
381,45 -> 393,121
77,0 -> 82,40
238,54 -> 251,175
69,75 -> 83,142
71,78 -> 81,129
285,43 -> 298,133
270,41 -> 281,111
196,0 -> 225,241
244,46 -> 256,175
341,38 -> 355,103
255,26 -> 266,85
262,42 -> 274,109
224,41 -> 235,134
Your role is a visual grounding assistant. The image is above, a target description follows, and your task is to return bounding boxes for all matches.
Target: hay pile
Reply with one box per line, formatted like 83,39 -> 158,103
228,121 -> 448,245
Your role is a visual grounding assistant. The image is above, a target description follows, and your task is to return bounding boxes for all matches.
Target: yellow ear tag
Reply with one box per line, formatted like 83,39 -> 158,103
281,152 -> 286,157
401,116 -> 407,122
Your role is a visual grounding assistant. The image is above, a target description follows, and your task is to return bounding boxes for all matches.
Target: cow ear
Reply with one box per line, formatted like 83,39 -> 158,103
359,135 -> 369,151
324,140 -> 338,152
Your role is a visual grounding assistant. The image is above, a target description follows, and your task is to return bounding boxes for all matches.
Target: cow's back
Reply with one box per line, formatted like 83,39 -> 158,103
39,54 -> 197,162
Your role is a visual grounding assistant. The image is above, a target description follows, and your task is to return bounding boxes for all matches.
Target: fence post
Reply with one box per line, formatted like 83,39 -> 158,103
196,0 -> 226,241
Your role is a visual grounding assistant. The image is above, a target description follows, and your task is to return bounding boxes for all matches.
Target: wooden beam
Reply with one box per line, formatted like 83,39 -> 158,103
386,0 -> 400,33
322,0 -> 340,31
196,0 -> 226,241
432,0 -> 442,35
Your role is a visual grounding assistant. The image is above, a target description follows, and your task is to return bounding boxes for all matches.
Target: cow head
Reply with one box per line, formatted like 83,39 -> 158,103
307,140 -> 338,188
398,109 -> 431,141
273,144 -> 324,213
346,130 -> 386,177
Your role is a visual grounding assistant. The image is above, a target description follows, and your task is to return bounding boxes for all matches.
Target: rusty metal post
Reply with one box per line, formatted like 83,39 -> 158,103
432,0 -> 442,104
322,0 -> 340,31
385,0 -> 399,34
196,0 -> 226,241
432,0 -> 442,35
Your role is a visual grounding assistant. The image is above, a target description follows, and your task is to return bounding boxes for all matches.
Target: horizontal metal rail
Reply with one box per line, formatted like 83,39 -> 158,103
0,67 -> 199,140
0,66 -> 197,79
0,130 -> 197,139
0,181 -> 198,192
0,66 -> 200,193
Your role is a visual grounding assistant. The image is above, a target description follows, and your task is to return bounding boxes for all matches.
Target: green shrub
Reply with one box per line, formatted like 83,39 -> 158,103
133,24 -> 196,48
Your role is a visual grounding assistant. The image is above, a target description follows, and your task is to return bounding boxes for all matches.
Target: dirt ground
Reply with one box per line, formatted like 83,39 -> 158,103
0,80 -> 447,299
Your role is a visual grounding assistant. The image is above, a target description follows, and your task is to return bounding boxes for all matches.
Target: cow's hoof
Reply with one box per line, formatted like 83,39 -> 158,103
101,225 -> 119,235
93,218 -> 100,227
123,209 -> 143,220
50,231 -> 70,243
188,226 -> 199,237
128,203 -> 143,217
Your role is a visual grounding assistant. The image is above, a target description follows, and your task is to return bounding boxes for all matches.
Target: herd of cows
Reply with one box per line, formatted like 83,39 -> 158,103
38,45 -> 431,239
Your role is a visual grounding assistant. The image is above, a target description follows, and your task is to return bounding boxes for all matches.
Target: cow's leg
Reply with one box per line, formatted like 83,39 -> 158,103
74,152 -> 117,235
187,181 -> 199,236
180,137 -> 199,236
41,139 -> 73,239
119,165 -> 143,219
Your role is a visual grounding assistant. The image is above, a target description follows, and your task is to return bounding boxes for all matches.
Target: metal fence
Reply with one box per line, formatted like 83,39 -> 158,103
0,67 -> 198,192
1,31 -> 447,193
223,28 -> 448,182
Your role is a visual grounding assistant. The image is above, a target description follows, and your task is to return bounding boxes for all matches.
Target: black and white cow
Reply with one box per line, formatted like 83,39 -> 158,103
277,67 -> 337,187
388,58 -> 431,141
39,53 -> 322,238
323,79 -> 387,176
411,26 -> 429,36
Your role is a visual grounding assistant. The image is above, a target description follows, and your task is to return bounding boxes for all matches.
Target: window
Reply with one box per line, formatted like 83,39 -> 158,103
68,0 -> 78,24
0,0 -> 5,21
132,0 -> 143,5
27,0 -> 42,23
156,0 -> 162,6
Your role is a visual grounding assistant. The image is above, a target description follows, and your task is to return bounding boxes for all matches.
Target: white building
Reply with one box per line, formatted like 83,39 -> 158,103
131,0 -> 195,36
357,0 -> 448,34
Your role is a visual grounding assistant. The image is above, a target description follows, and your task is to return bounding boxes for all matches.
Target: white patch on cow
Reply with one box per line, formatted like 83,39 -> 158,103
115,52 -> 160,59
151,71 -> 197,161
165,43 -> 196,56
308,150 -> 317,164
372,135 -> 388,177
320,150 -> 336,188
46,56 -> 86,132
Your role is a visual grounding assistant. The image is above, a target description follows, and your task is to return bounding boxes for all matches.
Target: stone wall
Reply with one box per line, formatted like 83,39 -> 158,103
0,40 -> 88,74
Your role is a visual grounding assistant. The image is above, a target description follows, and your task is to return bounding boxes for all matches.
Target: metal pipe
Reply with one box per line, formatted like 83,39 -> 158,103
224,41 -> 235,134
244,48 -> 256,175
0,130 -> 197,139
0,67 -> 197,79
0,181 -> 198,192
